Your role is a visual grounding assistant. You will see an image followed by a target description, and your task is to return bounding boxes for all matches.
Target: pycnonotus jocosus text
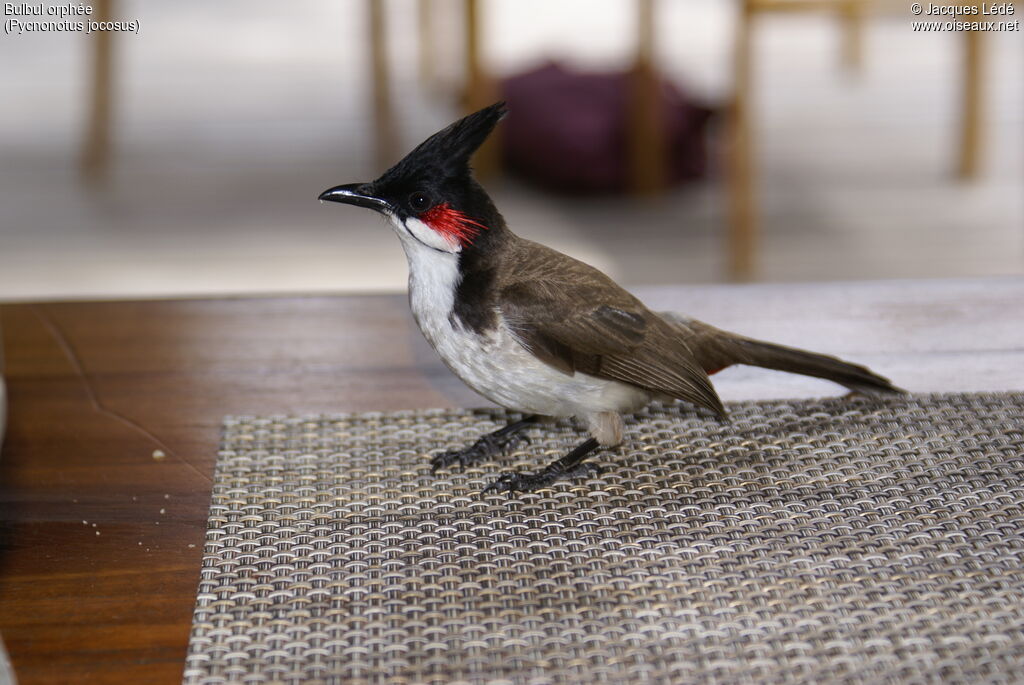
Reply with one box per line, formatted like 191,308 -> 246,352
319,103 -> 902,493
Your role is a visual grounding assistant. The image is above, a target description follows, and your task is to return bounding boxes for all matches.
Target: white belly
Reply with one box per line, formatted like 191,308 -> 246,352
403,241 -> 648,418
426,312 -> 647,417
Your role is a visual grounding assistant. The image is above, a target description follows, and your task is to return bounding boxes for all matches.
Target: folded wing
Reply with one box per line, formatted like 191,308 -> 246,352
499,240 -> 726,418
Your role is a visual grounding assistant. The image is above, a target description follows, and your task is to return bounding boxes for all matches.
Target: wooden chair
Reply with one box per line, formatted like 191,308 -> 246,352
958,12 -> 985,180
368,0 -> 399,170
727,0 -> 988,280
728,0 -> 869,280
80,0 -> 114,181
77,0 -> 992,283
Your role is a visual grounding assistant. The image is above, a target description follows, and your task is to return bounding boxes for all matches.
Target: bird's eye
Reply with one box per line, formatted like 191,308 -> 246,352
409,192 -> 431,212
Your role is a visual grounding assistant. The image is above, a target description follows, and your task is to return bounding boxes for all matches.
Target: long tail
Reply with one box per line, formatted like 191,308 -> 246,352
725,336 -> 903,396
660,313 -> 904,396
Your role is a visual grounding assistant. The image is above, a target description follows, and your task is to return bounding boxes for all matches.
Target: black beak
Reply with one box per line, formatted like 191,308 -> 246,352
318,183 -> 392,213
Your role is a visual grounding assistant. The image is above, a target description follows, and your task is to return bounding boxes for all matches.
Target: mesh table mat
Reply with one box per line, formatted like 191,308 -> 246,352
184,392 -> 1024,685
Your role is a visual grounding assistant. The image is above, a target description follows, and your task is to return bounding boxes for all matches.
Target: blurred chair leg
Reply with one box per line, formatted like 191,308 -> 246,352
463,0 -> 500,177
727,0 -> 757,281
369,0 -> 398,169
80,0 -> 114,182
839,0 -> 865,74
627,0 -> 668,196
418,0 -> 438,91
957,25 -> 983,180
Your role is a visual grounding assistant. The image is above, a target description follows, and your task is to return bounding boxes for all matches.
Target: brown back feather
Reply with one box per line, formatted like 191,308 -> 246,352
498,238 -> 727,418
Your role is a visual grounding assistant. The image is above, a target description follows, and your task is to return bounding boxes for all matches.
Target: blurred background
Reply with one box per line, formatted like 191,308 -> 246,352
0,0 -> 1021,301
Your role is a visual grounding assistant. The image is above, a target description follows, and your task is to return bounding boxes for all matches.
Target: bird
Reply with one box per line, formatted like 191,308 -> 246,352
319,102 -> 902,493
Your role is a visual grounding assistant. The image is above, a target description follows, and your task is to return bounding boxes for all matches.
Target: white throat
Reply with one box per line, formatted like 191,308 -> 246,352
390,213 -> 462,254
386,213 -> 462,335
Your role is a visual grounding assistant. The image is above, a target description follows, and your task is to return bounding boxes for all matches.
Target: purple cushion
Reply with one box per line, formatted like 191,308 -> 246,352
501,62 -> 714,194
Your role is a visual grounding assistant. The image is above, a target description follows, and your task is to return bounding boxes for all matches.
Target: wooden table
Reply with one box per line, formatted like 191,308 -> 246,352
1,278 -> 1022,684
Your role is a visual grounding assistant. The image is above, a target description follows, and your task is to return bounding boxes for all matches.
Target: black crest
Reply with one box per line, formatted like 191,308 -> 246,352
377,102 -> 507,184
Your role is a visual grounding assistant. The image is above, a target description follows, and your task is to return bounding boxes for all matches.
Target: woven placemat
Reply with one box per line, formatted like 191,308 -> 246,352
184,392 -> 1024,685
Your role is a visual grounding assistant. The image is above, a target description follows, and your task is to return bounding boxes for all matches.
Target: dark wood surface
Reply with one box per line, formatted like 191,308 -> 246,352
1,279 -> 1022,684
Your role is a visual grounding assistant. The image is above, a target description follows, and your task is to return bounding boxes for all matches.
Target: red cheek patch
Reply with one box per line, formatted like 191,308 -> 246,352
420,203 -> 488,247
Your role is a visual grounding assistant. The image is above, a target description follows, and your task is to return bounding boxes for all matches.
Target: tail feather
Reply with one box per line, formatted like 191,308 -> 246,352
659,312 -> 903,396
731,338 -> 904,396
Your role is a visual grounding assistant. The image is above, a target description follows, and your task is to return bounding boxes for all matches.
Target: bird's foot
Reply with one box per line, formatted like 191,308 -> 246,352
431,431 -> 527,473
483,462 -> 604,494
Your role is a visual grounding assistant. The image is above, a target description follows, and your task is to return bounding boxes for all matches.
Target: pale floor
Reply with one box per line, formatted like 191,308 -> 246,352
0,1 -> 1021,301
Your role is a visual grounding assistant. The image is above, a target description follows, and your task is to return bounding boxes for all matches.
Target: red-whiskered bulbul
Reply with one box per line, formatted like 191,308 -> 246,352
319,103 -> 902,493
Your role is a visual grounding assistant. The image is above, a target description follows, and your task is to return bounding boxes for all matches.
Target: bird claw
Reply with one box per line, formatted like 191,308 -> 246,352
482,472 -> 531,494
483,462 -> 604,494
430,431 -> 524,473
430,443 -> 486,473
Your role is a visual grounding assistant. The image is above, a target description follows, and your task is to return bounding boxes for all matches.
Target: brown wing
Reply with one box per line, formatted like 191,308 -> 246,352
499,239 -> 726,418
